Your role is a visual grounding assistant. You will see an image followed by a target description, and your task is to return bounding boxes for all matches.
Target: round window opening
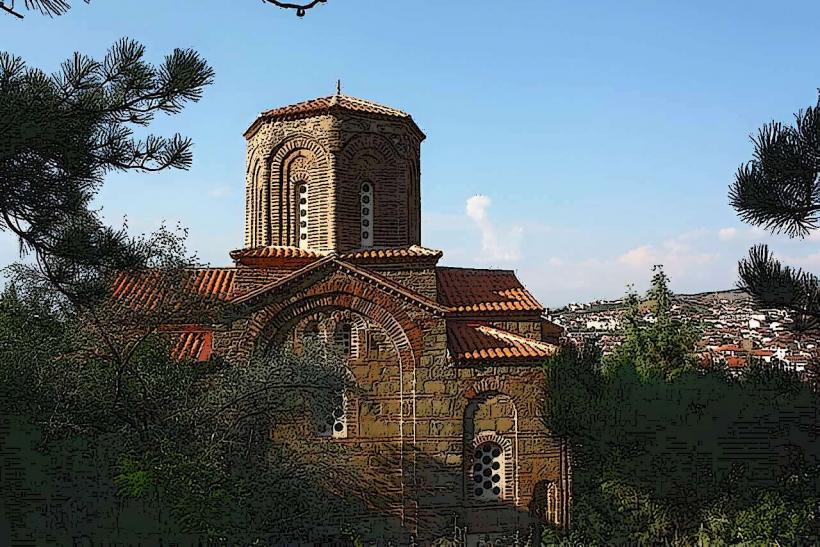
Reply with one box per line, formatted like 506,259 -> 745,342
473,442 -> 504,500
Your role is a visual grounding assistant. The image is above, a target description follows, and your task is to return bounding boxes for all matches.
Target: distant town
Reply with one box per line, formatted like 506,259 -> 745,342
550,289 -> 818,376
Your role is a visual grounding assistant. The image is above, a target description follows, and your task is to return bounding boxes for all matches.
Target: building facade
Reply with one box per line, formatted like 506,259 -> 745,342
116,92 -> 570,544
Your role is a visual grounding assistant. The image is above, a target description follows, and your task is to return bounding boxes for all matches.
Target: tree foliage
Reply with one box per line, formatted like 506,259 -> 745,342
543,268 -> 820,545
0,262 -> 377,542
729,91 -> 820,329
0,38 -> 213,264
603,265 -> 701,380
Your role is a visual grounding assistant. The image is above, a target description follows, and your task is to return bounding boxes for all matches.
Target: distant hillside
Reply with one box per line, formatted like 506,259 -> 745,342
550,289 -> 817,374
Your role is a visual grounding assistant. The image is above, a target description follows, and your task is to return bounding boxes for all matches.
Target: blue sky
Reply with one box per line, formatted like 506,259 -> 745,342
3,0 -> 820,307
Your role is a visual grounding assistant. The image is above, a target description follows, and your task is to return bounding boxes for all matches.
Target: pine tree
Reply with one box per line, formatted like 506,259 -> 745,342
729,92 -> 820,329
1,39 -> 213,304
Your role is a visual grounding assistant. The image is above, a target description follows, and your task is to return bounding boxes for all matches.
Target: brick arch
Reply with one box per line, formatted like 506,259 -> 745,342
244,152 -> 262,247
269,134 -> 330,168
264,135 -> 331,247
339,133 -> 413,249
252,292 -> 419,361
244,286 -> 421,462
463,388 -> 520,505
463,377 -> 527,412
340,132 -> 402,164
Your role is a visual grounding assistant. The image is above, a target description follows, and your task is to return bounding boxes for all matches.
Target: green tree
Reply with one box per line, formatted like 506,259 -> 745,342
1,39 -> 212,265
0,266 -> 376,542
604,265 -> 701,380
729,92 -> 820,330
543,267 -> 820,546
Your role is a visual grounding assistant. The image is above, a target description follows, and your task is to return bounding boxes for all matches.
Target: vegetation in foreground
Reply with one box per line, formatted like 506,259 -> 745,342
542,268 -> 820,546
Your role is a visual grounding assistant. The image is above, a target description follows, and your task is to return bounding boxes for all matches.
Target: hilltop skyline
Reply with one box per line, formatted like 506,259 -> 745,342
3,1 -> 820,307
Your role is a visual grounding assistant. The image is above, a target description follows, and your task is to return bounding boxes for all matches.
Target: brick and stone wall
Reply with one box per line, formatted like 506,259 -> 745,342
211,266 -> 568,543
244,112 -> 422,253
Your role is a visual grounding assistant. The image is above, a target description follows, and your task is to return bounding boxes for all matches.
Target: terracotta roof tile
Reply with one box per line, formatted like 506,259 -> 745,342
230,245 -> 442,266
437,267 -> 543,313
340,245 -> 442,260
726,356 -> 747,368
245,94 -> 423,139
170,330 -> 213,362
230,246 -> 327,260
448,322 -> 557,363
112,268 -> 236,311
261,94 -> 411,120
715,344 -> 743,352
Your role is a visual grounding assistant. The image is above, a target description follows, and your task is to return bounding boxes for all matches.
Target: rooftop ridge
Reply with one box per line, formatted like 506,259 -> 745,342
244,93 -> 422,139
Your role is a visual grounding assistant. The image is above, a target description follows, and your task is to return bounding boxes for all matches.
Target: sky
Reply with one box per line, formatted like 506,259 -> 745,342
3,0 -> 820,307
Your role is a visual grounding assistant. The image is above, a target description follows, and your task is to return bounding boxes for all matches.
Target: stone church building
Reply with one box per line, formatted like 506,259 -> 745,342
116,91 -> 570,544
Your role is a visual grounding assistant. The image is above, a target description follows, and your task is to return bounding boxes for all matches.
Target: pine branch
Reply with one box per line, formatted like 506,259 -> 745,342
738,244 -> 820,330
730,98 -> 820,239
0,2 -> 24,18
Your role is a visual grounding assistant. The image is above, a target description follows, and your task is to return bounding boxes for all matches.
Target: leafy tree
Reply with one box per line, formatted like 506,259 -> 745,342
0,266 -> 380,542
729,92 -> 820,330
543,267 -> 820,546
603,265 -> 701,380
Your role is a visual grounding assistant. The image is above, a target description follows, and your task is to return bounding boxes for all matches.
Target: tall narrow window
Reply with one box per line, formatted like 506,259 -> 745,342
298,183 -> 309,249
472,442 -> 505,500
360,182 -> 373,248
333,321 -> 352,356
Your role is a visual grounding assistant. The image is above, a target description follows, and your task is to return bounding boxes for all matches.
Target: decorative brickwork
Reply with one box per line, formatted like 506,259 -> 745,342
119,92 -> 569,543
244,93 -> 424,254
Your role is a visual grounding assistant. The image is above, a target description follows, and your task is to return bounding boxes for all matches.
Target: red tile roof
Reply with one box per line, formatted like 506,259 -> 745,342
262,94 -> 410,119
111,268 -> 235,310
229,246 -> 327,267
230,245 -> 442,266
726,356 -> 747,368
715,344 -> 743,353
340,245 -> 442,261
437,267 -> 543,313
245,94 -> 424,139
230,246 -> 326,260
448,322 -> 557,363
170,330 -> 213,362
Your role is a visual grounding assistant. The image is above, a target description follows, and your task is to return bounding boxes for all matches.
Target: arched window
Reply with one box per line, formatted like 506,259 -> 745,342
333,321 -> 352,356
360,181 -> 373,248
257,188 -> 263,243
297,183 -> 309,249
318,394 -> 347,439
472,442 -> 505,500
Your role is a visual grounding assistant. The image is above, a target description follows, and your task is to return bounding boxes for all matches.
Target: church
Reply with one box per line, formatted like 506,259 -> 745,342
116,90 -> 571,544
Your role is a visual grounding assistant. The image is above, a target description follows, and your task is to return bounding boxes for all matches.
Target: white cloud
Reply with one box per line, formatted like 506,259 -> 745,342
617,245 -> 654,268
519,230 -> 727,307
779,251 -> 820,270
465,194 -> 522,262
718,227 -> 738,241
